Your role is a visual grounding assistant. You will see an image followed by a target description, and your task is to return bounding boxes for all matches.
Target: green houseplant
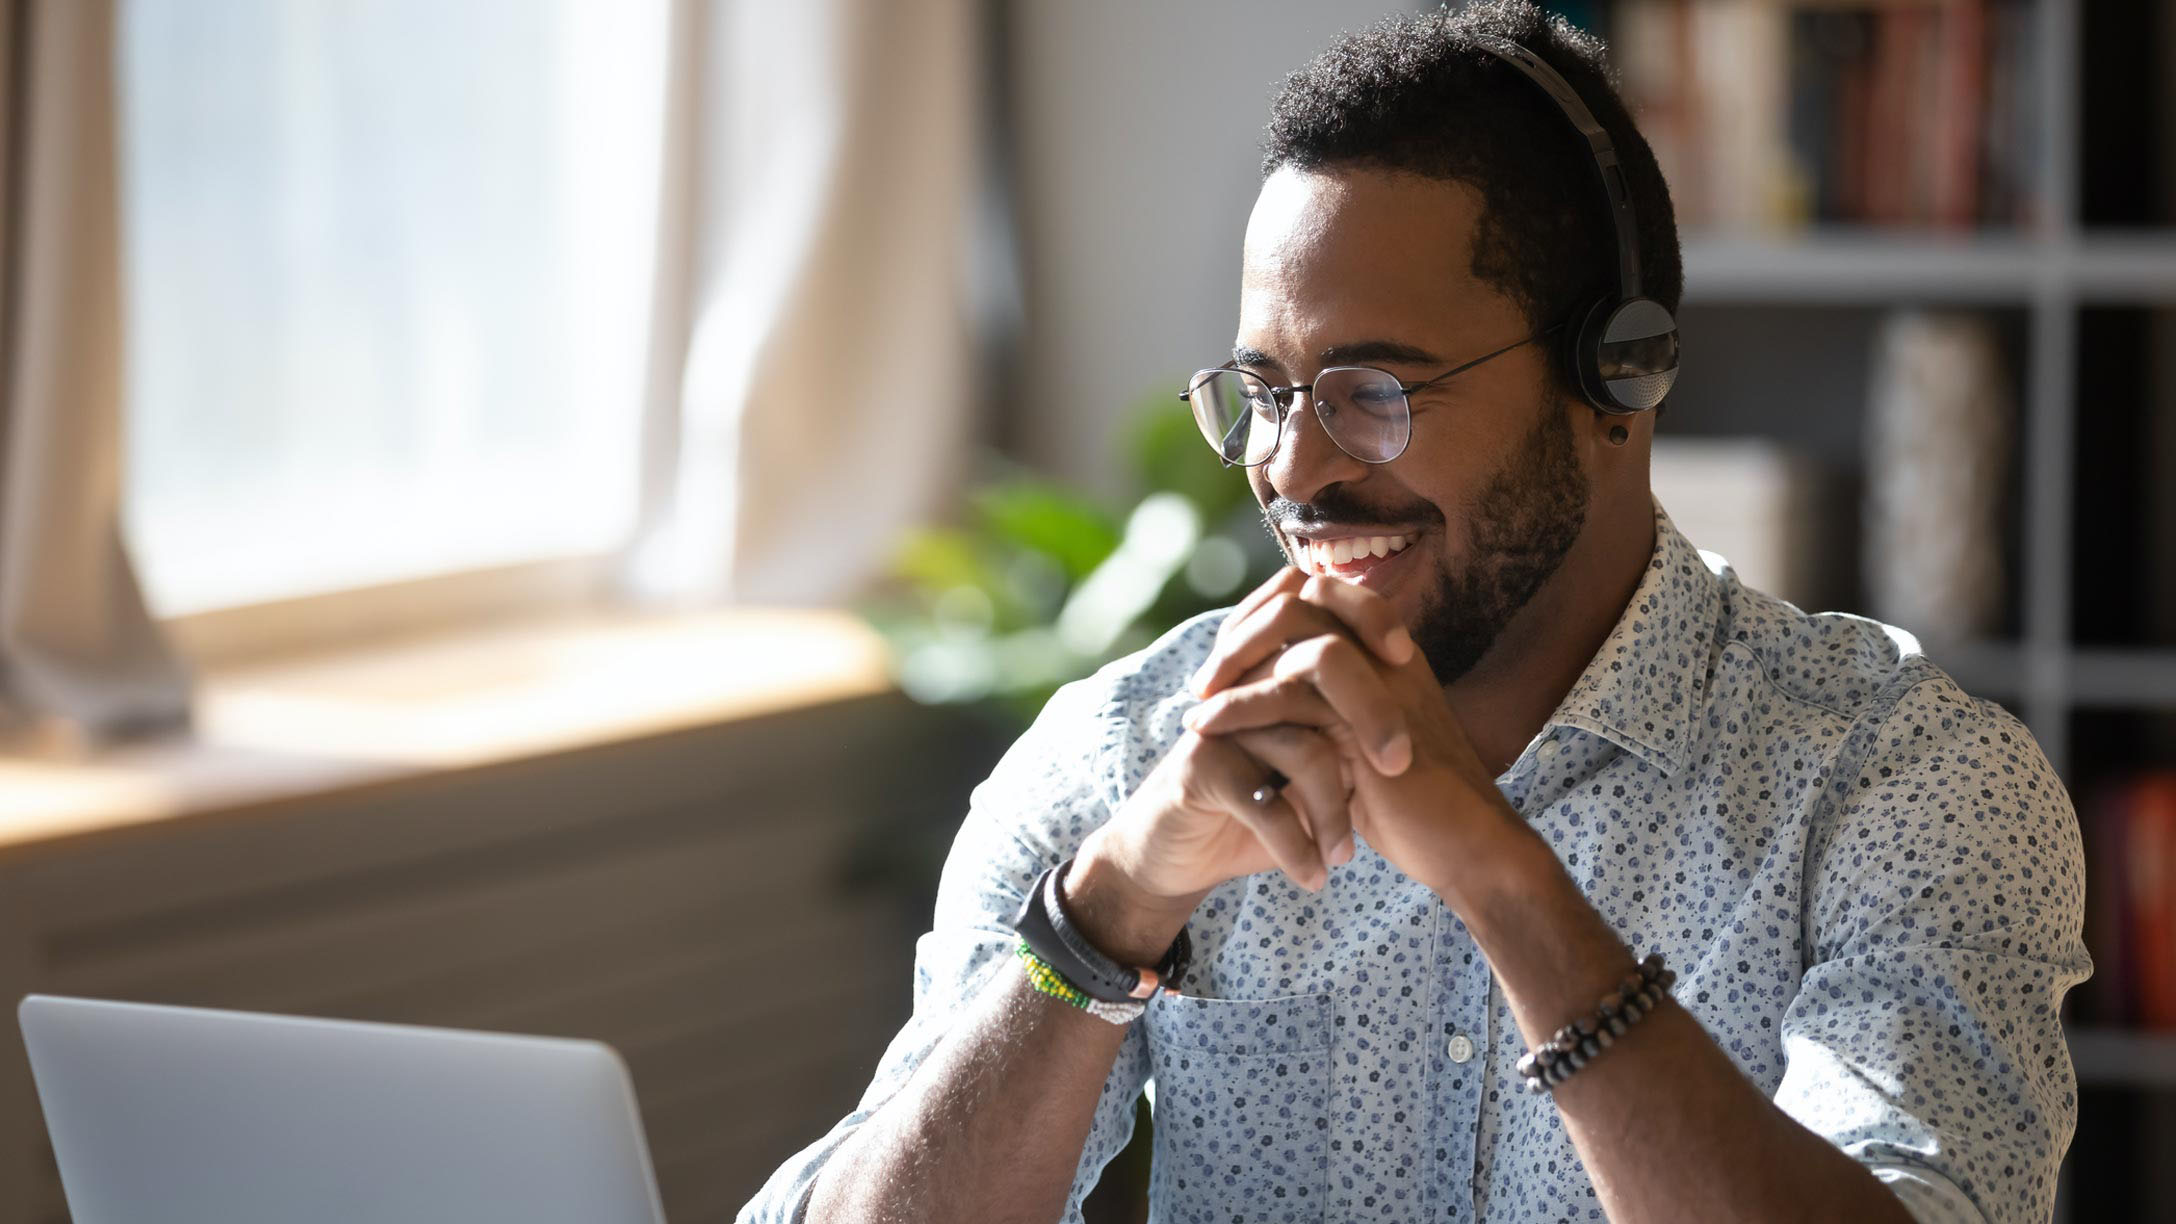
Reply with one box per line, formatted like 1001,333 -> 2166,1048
857,389 -> 1284,730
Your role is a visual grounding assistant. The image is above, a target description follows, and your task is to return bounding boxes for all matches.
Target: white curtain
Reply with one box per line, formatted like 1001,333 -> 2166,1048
0,0 -> 192,749
621,0 -> 983,609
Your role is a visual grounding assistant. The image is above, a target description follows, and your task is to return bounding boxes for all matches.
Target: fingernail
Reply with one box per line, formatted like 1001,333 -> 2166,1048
1379,731 -> 1411,775
1384,625 -> 1415,665
1188,668 -> 1211,697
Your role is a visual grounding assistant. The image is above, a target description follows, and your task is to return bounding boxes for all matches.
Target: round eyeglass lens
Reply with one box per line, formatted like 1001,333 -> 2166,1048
1310,366 -> 1411,462
1187,368 -> 1280,465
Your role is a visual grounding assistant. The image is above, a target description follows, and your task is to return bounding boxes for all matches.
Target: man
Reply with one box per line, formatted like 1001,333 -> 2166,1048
743,4 -> 2090,1221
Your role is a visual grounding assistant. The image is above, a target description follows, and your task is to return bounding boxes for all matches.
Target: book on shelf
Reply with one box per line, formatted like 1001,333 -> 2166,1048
2082,771 -> 2176,1029
1862,308 -> 2011,646
1609,0 -> 2042,232
1650,438 -> 1823,609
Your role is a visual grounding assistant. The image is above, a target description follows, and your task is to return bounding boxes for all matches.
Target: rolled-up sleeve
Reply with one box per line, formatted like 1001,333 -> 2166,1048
1774,677 -> 2094,1224
736,669 -> 1153,1224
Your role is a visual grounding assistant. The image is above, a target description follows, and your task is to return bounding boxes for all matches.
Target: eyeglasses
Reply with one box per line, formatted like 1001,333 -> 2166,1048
1178,324 -> 1562,467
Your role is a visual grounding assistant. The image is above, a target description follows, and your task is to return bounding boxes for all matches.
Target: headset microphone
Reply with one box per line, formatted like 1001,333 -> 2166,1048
1471,36 -> 1680,416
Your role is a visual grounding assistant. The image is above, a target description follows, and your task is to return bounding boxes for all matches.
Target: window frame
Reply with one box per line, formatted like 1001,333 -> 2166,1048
162,553 -> 628,669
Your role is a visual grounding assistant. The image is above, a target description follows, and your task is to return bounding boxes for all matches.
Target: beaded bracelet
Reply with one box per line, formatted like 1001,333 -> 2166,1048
1515,952 -> 1676,1094
1016,941 -> 1146,1026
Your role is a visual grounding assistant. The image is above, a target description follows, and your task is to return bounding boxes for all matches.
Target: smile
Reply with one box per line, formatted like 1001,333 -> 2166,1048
1297,531 -> 1420,589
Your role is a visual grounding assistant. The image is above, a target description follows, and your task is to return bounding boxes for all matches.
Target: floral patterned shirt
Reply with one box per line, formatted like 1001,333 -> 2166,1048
740,492 -> 2091,1224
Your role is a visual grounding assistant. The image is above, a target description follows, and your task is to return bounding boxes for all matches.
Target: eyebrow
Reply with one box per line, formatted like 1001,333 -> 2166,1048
1320,339 -> 1446,367
1229,339 -> 1447,375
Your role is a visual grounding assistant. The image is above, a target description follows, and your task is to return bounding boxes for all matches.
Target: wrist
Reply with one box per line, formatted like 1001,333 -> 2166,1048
1431,797 -> 1561,916
1064,830 -> 1204,967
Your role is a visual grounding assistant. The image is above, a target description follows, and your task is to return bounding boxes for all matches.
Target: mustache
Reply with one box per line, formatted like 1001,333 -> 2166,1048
1262,495 -> 1441,532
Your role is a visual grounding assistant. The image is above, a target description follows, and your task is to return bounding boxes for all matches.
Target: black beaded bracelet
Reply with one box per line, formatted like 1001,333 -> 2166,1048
1514,952 -> 1675,1094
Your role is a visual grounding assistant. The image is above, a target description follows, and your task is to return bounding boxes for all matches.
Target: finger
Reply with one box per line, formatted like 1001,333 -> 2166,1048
1236,724 -> 1352,870
1186,671 -> 1337,736
1227,723 -> 1349,865
1297,573 -> 1415,667
1194,728 -> 1328,890
1191,567 -> 1306,696
1276,635 -> 1412,775
1223,783 -> 1326,892
1191,589 -> 1348,699
1226,563 -> 1307,627
1186,637 -> 1411,775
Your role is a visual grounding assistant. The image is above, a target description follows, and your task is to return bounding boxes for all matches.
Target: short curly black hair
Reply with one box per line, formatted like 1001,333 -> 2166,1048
1262,1 -> 1680,411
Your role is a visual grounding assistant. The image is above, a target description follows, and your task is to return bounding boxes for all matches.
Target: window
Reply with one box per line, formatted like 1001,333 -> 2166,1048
119,0 -> 670,617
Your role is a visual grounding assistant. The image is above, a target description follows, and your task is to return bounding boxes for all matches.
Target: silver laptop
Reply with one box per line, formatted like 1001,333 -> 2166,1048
18,995 -> 668,1224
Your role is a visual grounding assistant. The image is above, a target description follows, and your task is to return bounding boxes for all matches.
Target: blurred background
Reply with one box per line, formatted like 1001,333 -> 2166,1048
0,0 -> 2169,1221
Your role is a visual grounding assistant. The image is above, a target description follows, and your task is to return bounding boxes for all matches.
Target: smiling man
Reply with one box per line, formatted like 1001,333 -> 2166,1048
742,5 -> 2091,1223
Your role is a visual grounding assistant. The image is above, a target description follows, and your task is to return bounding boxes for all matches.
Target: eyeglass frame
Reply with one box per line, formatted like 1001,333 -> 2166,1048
1178,321 -> 1565,467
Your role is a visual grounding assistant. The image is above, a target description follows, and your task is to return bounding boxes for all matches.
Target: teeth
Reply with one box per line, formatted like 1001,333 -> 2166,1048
1304,533 -> 1414,572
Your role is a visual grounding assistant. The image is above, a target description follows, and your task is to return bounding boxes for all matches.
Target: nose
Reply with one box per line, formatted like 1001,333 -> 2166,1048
1263,387 -> 1371,506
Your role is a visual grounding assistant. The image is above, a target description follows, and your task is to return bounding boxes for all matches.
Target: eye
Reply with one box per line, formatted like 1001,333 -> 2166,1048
1351,382 -> 1403,409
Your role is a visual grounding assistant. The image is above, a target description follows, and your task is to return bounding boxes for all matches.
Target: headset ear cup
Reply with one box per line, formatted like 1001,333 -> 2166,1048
1570,296 -> 1624,414
1601,298 -> 1680,413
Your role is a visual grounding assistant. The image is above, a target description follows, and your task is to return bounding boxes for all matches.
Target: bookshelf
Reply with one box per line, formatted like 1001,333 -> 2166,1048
1685,231 -> 2176,303
2071,1026 -> 2176,1091
1617,0 -> 2173,1218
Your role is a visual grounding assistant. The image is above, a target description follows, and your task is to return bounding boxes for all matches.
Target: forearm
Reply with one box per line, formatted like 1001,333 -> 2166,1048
808,839 -> 1190,1224
806,967 -> 1124,1224
1447,821 -> 1918,1224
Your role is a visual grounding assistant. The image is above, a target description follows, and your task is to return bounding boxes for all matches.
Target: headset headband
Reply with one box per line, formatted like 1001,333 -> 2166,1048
1471,36 -> 1643,302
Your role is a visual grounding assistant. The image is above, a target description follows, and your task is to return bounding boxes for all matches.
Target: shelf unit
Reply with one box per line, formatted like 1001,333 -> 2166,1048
1685,230 -> 2176,305
1657,1 -> 2173,1219
1670,1 -> 2176,819
2071,1025 -> 2176,1091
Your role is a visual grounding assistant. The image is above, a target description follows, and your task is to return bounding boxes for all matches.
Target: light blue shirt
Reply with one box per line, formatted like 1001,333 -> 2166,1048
740,493 -> 2091,1223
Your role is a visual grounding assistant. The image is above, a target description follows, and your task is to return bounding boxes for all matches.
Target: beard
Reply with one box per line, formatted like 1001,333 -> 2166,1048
1259,402 -> 1590,684
1409,405 -> 1590,684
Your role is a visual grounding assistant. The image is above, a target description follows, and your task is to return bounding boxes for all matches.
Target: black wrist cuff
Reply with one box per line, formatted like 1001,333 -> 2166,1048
1010,857 -> 1190,1004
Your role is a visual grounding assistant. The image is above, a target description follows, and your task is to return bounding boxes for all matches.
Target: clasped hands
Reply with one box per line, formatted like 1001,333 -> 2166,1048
1173,565 -> 1524,902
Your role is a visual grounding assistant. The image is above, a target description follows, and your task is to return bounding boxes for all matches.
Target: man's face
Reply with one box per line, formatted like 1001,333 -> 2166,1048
1237,164 -> 1591,685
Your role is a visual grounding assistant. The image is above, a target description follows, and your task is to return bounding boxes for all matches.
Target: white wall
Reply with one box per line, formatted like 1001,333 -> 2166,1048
1005,2 -> 1424,496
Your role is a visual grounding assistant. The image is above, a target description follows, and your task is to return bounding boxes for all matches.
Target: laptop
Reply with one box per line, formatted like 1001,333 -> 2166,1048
17,995 -> 669,1224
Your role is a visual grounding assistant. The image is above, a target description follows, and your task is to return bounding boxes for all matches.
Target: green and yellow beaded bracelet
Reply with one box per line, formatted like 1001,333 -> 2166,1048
1016,941 -> 1147,1025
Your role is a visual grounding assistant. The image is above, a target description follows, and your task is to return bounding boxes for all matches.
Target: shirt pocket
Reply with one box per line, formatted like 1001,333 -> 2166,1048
1145,991 -> 1335,1224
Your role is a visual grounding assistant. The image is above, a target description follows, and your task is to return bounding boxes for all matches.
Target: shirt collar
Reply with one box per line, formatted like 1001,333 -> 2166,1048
1537,491 -> 1719,779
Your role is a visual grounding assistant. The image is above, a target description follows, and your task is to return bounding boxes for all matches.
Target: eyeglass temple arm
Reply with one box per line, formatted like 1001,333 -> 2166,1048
1404,322 -> 1564,392
1180,316 -> 1565,408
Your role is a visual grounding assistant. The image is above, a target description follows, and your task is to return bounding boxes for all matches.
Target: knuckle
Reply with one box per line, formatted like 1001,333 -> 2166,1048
1242,724 -> 1306,756
1316,634 -> 1360,667
1279,635 -> 1334,674
1172,729 -> 1223,785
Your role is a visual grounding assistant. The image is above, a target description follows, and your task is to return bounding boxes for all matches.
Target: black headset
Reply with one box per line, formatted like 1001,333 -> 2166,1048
1470,35 -> 1679,416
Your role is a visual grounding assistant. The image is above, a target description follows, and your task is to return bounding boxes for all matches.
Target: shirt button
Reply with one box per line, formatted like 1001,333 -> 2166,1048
1446,1034 -> 1475,1063
1538,739 -> 1560,760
